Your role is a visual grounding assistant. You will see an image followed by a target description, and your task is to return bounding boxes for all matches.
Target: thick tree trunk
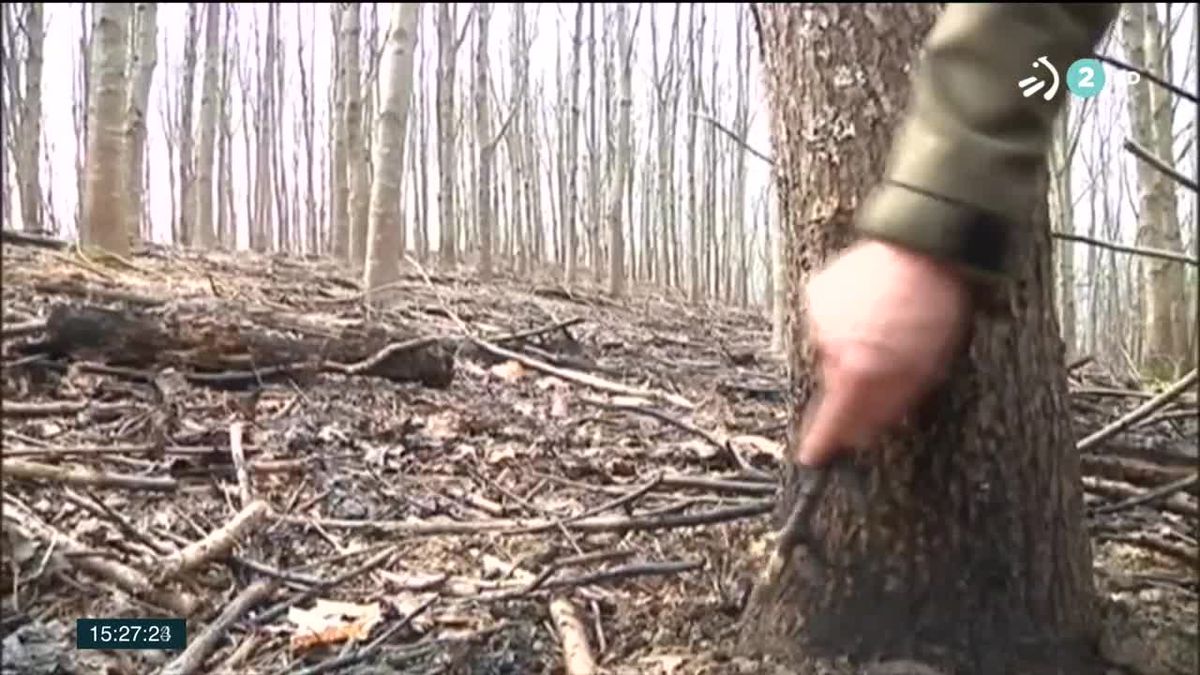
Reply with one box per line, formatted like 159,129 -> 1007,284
436,3 -> 459,267
606,2 -> 631,298
81,2 -> 131,257
742,5 -> 1099,672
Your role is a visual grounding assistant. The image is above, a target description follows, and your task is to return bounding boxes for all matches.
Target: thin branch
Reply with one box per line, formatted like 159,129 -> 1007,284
1095,53 -> 1199,104
1076,369 -> 1199,452
1051,231 -> 1199,266
1124,138 -> 1199,193
690,110 -> 773,166
1088,473 -> 1199,516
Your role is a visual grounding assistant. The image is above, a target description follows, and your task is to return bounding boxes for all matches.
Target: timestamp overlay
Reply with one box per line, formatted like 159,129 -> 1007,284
76,618 -> 187,651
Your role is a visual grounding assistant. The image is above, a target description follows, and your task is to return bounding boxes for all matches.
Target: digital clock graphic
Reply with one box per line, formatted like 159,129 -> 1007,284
76,618 -> 187,651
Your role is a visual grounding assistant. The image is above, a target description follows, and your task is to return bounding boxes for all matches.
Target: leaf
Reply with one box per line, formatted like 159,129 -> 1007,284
490,359 -> 526,382
422,412 -> 460,442
549,388 -> 571,418
287,599 -> 383,654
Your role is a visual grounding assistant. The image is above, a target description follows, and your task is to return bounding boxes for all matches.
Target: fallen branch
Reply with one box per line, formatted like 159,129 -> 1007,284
1080,453 -> 1196,491
251,546 -> 397,627
580,396 -> 771,481
325,336 -> 442,375
279,500 -> 773,536
155,500 -> 271,581
550,597 -> 598,675
2,499 -> 197,615
157,580 -> 279,675
540,559 -> 703,594
1076,369 -> 1198,452
1092,528 -> 1198,568
1,319 -> 47,340
1051,231 -> 1198,266
472,337 -> 695,409
285,595 -> 438,675
492,318 -> 585,345
503,474 -> 663,535
1088,474 -> 1199,517
660,474 -> 777,495
0,228 -> 70,250
3,459 -> 178,492
1,400 -> 135,418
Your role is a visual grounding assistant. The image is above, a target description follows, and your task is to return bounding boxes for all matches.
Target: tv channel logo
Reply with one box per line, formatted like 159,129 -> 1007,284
1065,58 -> 1107,98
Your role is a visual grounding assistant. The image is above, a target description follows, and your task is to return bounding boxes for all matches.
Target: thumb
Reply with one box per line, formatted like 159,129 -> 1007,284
798,376 -> 863,467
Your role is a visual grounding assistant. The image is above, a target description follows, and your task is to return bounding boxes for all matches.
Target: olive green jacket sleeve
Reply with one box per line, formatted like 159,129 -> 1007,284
855,3 -> 1120,284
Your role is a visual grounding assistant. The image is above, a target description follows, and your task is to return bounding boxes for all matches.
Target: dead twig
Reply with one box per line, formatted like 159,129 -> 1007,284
1052,231 -> 1198,266
2,498 -> 197,615
473,338 -> 695,409
279,500 -> 773,536
251,546 -> 397,627
1087,474 -> 1199,517
155,500 -> 271,581
1076,369 -> 1198,451
285,595 -> 439,675
325,336 -> 441,375
157,580 -> 279,675
1,400 -> 135,418
3,459 -> 177,492
492,318 -> 585,345
1124,139 -> 1200,193
550,597 -> 598,675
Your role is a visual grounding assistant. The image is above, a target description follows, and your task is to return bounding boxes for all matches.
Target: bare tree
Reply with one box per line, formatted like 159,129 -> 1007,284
364,3 -> 421,302
686,5 -> 703,303
124,3 -> 156,242
297,4 -> 316,253
475,3 -> 493,280
436,4 -> 470,267
564,4 -> 585,283
192,2 -> 219,248
331,4 -> 350,259
81,2 -> 132,256
74,4 -> 92,234
19,3 -> 44,232
745,6 -> 1098,673
343,4 -> 369,267
606,2 -> 632,297
177,3 -> 199,245
217,4 -> 234,248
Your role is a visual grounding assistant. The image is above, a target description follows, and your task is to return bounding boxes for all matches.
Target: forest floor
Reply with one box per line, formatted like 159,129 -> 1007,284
1,236 -> 1196,675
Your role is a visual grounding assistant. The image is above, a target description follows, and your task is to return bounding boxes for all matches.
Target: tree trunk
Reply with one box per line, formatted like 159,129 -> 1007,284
331,3 -> 350,260
686,6 -> 702,304
344,4 -> 370,268
1048,105 -> 1077,359
416,33 -> 430,262
192,1 -> 219,248
475,3 -> 493,281
1142,3 -> 1190,376
216,4 -> 234,248
176,4 -> 199,246
742,6 -> 1100,672
18,2 -> 44,233
436,3 -> 459,267
364,3 -> 420,303
81,2 -> 132,257
606,2 -> 631,298
564,4 -> 585,284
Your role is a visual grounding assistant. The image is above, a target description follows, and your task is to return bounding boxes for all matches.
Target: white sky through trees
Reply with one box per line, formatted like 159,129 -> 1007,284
13,3 -> 1200,304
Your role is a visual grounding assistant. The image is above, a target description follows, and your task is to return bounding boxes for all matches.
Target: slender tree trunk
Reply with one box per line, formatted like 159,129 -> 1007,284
216,4 -> 233,248
436,3 -> 459,267
416,33 -> 430,262
743,6 -> 1099,672
364,3 -> 421,302
1049,105 -> 1077,358
332,4 -> 350,259
192,1 -> 219,248
75,4 -> 91,235
564,4 -> 585,284
475,2 -> 493,280
176,3 -> 199,246
82,2 -> 132,256
607,2 -> 631,297
18,3 -> 44,233
344,4 -> 370,268
686,6 -> 702,304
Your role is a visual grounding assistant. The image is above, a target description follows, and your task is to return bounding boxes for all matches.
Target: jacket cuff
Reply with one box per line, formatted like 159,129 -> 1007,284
855,180 -> 1015,281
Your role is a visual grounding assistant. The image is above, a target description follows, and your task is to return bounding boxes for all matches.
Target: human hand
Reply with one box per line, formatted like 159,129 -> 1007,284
798,239 -> 973,467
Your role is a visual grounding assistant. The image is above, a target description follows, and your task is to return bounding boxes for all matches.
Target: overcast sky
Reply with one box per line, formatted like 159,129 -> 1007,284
14,3 -> 1199,299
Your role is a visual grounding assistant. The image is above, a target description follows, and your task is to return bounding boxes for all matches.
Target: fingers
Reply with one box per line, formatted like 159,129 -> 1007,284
798,362 -> 869,467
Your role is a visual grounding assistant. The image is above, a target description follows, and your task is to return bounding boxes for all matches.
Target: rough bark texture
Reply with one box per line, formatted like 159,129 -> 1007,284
192,1 -> 219,248
564,5 -> 584,284
364,3 -> 421,302
742,5 -> 1100,673
81,2 -> 132,257
1049,106 -> 1077,358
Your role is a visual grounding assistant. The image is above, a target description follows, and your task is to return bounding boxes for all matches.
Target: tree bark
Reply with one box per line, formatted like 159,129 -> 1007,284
331,4 -> 350,260
344,4 -> 370,268
364,3 -> 421,304
606,3 -> 631,298
18,3 -> 44,234
81,3 -> 132,257
475,3 -> 493,281
436,3 -> 459,267
176,3 -> 199,247
564,4 -> 585,284
742,5 -> 1100,672
192,2 -> 219,248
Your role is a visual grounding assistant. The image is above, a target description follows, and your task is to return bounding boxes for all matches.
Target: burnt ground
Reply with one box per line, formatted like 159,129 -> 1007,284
1,239 -> 1196,675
